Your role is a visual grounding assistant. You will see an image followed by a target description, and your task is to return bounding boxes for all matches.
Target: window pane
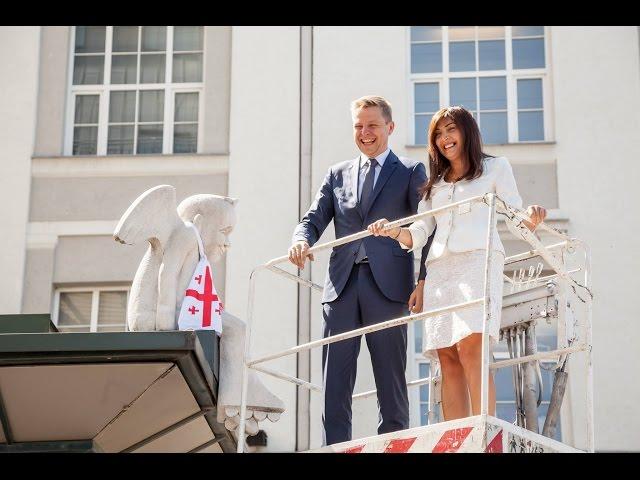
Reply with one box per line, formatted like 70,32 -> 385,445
75,26 -> 105,53
59,292 -> 92,326
414,83 -> 439,113
73,56 -> 104,85
419,363 -> 430,402
411,26 -> 441,42
495,367 -> 514,401
142,26 -> 166,52
411,43 -> 442,73
109,91 -> 136,123
110,55 -> 137,84
414,320 -> 423,353
541,368 -> 555,402
137,124 -> 163,153
517,78 -> 543,109
478,26 -> 504,39
174,26 -> 203,51
479,76 -> 506,109
175,92 -> 199,121
173,124 -> 197,153
449,26 -> 474,41
140,54 -> 166,83
107,125 -> 134,154
112,26 -> 138,52
449,41 -> 475,72
173,53 -> 203,82
415,114 -> 430,145
496,402 -> 517,423
479,40 -> 505,70
513,38 -> 545,69
98,291 -> 127,329
518,111 -> 544,141
450,78 -> 477,111
73,127 -> 98,155
74,95 -> 99,124
139,90 -> 164,122
480,112 -> 508,144
513,26 -> 544,37
419,404 -> 428,426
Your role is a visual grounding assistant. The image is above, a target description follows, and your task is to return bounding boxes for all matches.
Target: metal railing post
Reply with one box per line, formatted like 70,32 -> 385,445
578,240 -> 595,453
237,266 -> 265,453
480,193 -> 496,420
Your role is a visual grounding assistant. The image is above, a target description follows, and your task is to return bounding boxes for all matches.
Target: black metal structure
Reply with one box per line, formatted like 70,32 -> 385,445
0,329 -> 236,453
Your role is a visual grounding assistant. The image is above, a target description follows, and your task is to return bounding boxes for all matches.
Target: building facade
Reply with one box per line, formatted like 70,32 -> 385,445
0,26 -> 638,452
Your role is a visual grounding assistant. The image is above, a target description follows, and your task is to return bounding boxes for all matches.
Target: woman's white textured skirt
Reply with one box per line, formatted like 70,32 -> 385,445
421,249 -> 504,361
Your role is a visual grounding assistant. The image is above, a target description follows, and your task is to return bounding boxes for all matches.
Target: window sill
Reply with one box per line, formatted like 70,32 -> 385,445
32,152 -> 230,159
31,153 -> 229,178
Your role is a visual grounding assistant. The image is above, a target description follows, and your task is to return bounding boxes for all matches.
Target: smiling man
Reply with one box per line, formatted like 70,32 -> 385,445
289,95 -> 434,445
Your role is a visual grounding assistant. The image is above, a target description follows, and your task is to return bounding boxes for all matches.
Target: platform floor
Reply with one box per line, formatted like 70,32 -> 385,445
306,415 -> 584,453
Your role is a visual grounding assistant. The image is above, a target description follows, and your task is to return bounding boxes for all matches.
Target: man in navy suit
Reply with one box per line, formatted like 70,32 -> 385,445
289,96 -> 433,445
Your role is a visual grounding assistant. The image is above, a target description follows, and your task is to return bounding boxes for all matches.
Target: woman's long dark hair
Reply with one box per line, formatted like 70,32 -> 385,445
419,106 -> 492,200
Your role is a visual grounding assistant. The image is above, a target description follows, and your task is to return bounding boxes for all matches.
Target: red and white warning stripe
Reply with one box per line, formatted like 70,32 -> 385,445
308,415 -> 579,453
338,426 -> 502,453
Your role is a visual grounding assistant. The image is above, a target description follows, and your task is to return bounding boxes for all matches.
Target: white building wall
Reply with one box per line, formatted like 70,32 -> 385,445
226,26 -> 301,452
550,26 -> 640,451
0,27 -> 40,313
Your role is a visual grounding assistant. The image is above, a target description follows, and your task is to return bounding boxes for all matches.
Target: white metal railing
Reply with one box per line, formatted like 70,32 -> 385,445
236,193 -> 594,453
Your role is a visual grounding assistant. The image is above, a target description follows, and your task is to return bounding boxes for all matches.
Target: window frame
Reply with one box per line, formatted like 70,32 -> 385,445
65,26 -> 205,156
407,26 -> 553,145
52,285 -> 130,332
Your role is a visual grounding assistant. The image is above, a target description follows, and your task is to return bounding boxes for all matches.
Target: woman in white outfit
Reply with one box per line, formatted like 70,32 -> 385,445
368,106 -> 547,420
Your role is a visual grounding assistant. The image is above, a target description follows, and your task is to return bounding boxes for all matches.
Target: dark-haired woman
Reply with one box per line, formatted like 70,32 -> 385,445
368,106 -> 547,420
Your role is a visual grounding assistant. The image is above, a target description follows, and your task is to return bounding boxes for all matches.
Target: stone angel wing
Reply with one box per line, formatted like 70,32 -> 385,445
113,184 -> 183,249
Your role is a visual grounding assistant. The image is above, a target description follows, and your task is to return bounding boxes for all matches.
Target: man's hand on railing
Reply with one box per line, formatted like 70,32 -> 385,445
523,205 -> 548,231
288,240 -> 314,269
408,280 -> 424,314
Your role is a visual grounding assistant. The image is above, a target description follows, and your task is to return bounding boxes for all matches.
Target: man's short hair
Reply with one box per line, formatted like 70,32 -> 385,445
350,95 -> 393,123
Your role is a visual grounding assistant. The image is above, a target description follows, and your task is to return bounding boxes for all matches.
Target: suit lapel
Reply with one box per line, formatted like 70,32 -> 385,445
362,150 -> 398,217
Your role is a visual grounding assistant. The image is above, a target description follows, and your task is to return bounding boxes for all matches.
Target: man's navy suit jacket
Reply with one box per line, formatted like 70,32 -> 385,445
293,150 -> 433,304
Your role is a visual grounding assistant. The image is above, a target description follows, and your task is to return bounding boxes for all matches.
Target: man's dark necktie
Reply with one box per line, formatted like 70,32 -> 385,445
355,158 -> 378,263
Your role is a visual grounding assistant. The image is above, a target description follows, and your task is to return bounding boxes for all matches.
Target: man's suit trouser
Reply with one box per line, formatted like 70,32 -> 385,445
321,262 -> 409,446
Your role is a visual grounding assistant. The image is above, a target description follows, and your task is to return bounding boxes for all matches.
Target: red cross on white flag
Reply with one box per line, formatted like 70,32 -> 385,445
178,258 -> 223,334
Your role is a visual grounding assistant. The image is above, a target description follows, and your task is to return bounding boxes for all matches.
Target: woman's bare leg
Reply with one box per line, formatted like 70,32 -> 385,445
456,333 -> 496,416
436,344 -> 471,420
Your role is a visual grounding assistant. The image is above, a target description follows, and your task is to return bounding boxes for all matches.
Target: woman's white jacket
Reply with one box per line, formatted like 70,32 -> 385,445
402,156 -> 523,262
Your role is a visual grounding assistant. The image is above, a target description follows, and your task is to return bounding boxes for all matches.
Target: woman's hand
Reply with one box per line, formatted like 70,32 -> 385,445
523,205 -> 547,231
368,218 -> 400,238
408,280 -> 424,314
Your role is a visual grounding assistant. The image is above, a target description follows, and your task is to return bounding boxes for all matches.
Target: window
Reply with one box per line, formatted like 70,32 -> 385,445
409,26 -> 549,145
67,26 -> 204,156
53,287 -> 129,333
412,319 -> 435,426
